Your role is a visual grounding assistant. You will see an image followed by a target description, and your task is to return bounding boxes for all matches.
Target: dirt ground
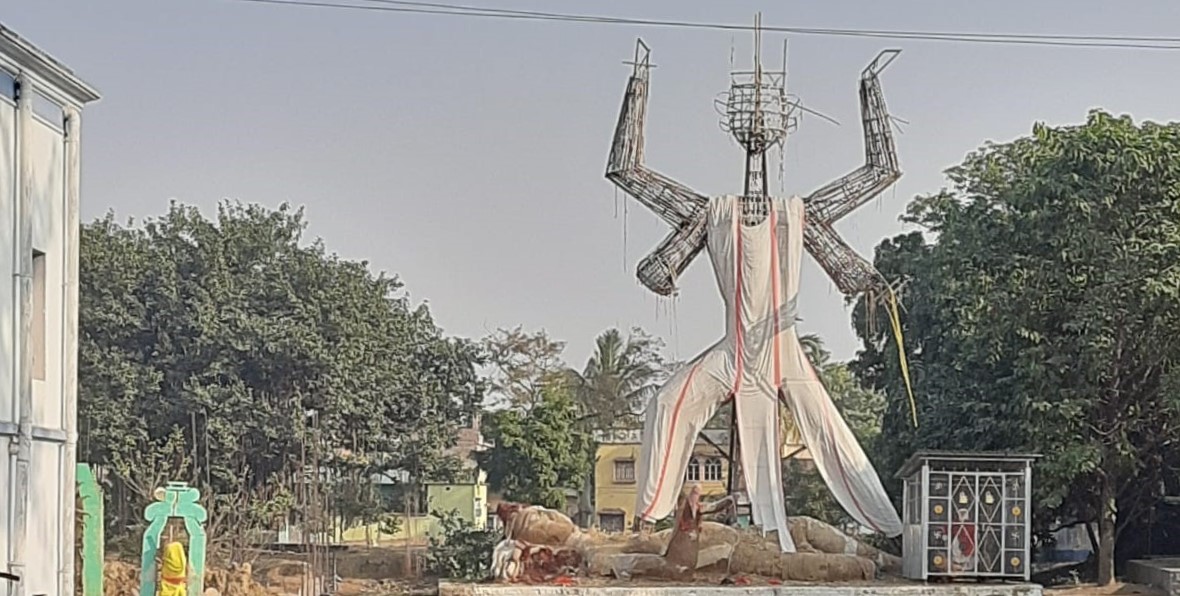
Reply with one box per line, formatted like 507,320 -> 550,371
103,547 -> 435,596
103,548 -> 1168,596
1045,583 -> 1165,596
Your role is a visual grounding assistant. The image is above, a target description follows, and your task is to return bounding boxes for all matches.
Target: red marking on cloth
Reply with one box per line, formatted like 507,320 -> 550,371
808,360 -> 883,534
161,576 -> 185,586
640,361 -> 703,521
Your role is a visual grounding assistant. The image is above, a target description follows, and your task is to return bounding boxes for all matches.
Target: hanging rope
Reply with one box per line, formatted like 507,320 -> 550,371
885,286 -> 918,428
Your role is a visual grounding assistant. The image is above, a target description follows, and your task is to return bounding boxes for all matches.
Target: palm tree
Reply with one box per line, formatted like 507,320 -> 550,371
570,328 -> 667,431
799,333 -> 831,370
568,328 -> 667,527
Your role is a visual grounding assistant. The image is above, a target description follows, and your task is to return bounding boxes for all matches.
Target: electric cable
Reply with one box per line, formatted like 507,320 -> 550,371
228,0 -> 1180,51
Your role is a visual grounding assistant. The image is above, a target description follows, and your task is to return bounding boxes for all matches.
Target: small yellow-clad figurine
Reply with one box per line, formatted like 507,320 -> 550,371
158,542 -> 188,596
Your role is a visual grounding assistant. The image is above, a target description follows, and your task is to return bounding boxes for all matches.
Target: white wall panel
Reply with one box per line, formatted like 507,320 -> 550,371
27,441 -> 64,596
30,118 -> 64,430
0,96 -> 14,425
0,439 -> 11,581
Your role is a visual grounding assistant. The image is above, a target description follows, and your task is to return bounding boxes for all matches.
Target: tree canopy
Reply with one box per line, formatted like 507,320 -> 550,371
853,111 -> 1180,583
79,201 -> 482,555
476,378 -> 593,509
476,326 -> 665,515
481,327 -> 566,413
569,327 -> 667,431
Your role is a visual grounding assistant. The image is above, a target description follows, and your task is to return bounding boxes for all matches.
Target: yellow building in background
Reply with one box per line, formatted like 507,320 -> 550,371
593,429 -> 731,531
592,420 -> 812,531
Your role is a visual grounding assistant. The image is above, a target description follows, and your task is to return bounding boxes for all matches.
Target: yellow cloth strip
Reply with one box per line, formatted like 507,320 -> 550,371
886,287 -> 918,428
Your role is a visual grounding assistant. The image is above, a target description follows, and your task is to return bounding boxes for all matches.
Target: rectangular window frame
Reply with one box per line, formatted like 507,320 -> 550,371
0,68 -> 14,103
31,249 -> 46,381
703,458 -> 723,482
613,459 -> 636,484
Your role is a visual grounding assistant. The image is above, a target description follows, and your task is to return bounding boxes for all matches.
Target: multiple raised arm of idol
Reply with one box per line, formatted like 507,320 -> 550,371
605,33 -> 905,552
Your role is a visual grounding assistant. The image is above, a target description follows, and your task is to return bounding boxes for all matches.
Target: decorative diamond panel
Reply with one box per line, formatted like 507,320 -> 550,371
977,525 -> 1002,573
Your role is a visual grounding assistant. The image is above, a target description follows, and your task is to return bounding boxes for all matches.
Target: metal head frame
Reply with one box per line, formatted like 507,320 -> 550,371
717,26 -> 793,157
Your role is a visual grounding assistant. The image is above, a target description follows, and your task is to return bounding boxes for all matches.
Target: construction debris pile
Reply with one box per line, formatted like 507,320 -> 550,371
489,491 -> 902,586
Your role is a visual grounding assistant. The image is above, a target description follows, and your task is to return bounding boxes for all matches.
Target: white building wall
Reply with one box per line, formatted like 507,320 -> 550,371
0,24 -> 98,596
0,78 -> 15,581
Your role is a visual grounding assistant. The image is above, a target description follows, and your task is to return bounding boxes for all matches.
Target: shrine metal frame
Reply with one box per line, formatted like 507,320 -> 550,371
897,451 -> 1039,582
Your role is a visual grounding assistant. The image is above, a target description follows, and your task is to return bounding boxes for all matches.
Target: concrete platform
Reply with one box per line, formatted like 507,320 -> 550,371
438,581 -> 1043,596
1127,557 -> 1180,595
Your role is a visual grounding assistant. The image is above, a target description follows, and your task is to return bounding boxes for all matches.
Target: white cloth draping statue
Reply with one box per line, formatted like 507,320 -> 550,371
605,39 -> 905,552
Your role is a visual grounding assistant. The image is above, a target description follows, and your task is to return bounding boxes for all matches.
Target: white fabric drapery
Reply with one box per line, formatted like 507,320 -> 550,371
634,195 -> 902,552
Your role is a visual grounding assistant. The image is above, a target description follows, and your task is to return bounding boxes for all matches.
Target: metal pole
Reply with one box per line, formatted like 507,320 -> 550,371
9,74 -> 34,596
404,445 -> 415,578
300,421 -> 309,596
60,104 -> 82,596
725,407 -> 740,496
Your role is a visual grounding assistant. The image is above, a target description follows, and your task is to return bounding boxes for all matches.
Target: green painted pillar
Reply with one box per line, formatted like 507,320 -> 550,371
76,464 -> 104,596
139,482 -> 208,596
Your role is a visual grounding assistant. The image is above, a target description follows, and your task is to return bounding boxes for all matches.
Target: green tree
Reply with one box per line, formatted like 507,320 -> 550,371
565,327 -> 668,525
477,379 -> 593,509
79,201 -> 481,557
799,333 -> 831,369
853,111 -> 1180,584
570,327 -> 667,431
481,327 -> 567,413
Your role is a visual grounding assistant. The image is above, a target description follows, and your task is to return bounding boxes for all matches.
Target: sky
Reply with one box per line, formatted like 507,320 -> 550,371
7,0 -> 1180,368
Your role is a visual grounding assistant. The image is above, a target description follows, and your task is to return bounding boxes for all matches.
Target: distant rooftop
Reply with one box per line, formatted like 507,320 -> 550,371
0,22 -> 100,105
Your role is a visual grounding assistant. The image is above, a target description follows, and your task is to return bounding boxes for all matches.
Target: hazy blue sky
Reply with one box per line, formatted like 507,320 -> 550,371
8,0 -> 1180,368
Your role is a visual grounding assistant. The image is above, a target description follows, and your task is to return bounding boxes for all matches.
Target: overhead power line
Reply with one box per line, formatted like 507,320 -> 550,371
231,0 -> 1180,51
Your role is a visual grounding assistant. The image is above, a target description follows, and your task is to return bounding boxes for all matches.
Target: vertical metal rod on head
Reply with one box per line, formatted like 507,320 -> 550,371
781,38 -> 789,77
754,12 -> 762,75
779,38 -> 789,194
753,12 -> 762,143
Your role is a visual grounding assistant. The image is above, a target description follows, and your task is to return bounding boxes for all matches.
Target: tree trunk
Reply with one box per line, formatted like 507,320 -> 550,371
1097,473 -> 1117,586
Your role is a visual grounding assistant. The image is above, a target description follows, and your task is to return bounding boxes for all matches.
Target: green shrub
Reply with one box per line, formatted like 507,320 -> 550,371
425,510 -> 501,580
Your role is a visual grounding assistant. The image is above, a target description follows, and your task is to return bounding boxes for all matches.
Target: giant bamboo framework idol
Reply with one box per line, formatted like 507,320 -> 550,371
604,22 -> 905,552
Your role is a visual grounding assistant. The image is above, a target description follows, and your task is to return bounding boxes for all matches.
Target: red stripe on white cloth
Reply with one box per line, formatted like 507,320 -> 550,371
640,361 -> 703,521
